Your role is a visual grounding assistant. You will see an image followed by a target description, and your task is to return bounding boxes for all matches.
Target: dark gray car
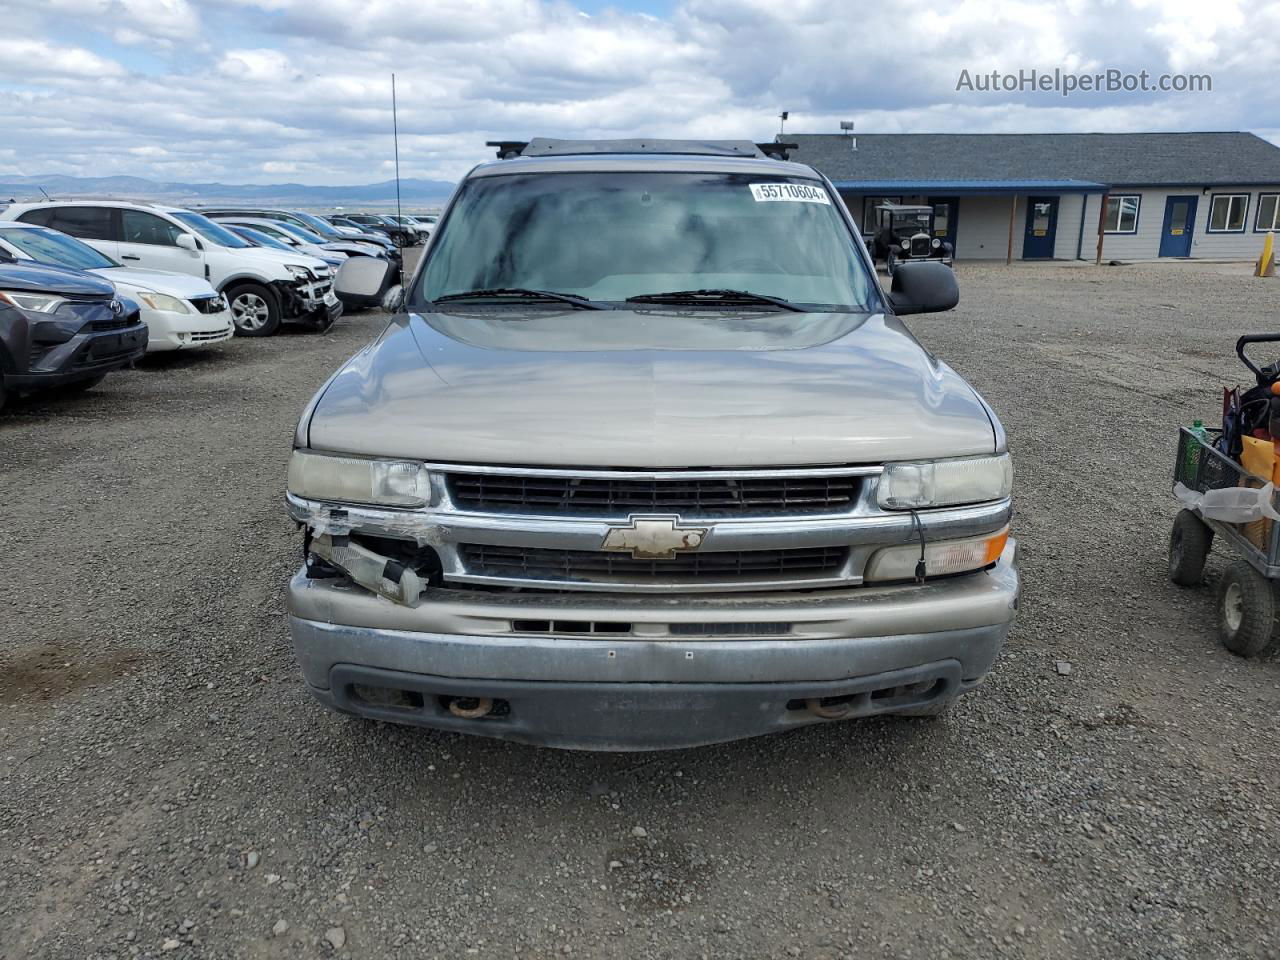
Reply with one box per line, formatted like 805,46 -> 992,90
0,258 -> 147,410
287,139 -> 1018,750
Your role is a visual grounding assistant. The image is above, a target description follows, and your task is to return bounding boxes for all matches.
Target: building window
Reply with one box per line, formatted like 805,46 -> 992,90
1255,194 -> 1280,232
1103,195 -> 1140,234
862,196 -> 901,234
1208,193 -> 1249,233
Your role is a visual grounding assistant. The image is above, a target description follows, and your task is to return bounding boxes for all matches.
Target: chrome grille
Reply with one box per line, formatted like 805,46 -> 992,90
447,472 -> 861,516
458,543 -> 847,586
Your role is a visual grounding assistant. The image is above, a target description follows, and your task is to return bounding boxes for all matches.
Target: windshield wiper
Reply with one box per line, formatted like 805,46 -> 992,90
624,288 -> 805,312
431,287 -> 609,310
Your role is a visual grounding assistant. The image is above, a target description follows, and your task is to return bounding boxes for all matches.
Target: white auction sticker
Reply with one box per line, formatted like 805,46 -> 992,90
749,182 -> 831,204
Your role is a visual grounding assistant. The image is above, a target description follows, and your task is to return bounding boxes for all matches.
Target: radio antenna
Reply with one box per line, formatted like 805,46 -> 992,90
391,73 -> 402,225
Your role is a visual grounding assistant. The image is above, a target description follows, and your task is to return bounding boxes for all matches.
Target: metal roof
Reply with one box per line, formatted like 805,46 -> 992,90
829,178 -> 1107,195
791,132 -> 1280,187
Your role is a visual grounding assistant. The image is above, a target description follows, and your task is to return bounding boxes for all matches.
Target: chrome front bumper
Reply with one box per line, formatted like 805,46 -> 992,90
285,491 -> 1012,593
287,541 -> 1019,749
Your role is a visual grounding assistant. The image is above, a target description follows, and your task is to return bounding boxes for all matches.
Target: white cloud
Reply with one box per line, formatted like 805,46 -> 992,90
40,0 -> 201,41
0,0 -> 1276,185
0,38 -> 127,80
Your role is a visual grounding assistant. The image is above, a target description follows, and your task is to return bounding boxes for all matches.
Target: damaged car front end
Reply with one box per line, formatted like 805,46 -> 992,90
284,140 -> 1019,751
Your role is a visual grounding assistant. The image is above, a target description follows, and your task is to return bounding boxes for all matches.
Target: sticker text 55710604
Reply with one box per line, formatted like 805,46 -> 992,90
749,183 -> 831,204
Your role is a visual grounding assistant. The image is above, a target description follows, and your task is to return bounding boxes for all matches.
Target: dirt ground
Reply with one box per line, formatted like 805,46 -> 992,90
3,259 -> 1280,960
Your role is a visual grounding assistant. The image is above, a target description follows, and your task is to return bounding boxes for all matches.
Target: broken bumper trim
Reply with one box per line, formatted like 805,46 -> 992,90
287,544 -> 1017,748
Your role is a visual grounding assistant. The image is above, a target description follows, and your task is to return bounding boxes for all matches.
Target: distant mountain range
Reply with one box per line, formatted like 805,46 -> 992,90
0,174 -> 455,210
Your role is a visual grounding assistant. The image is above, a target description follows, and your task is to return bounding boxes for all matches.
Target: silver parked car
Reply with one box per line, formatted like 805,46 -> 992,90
287,138 -> 1019,750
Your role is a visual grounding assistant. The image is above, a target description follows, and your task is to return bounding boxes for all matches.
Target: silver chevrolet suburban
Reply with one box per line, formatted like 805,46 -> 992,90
286,139 -> 1018,750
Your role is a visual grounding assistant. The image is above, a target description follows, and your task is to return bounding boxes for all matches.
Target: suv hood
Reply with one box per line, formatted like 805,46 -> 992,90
90,266 -> 218,300
0,260 -> 115,297
305,309 -> 998,467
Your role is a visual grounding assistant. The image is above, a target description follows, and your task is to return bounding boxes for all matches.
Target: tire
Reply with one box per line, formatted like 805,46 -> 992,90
1217,558 -> 1280,658
0,375 -> 7,412
886,250 -> 898,276
226,283 -> 281,337
1169,509 -> 1213,586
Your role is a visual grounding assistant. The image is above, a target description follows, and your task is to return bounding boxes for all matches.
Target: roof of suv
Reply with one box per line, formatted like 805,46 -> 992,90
469,153 -> 820,179
4,199 -> 192,214
469,137 -> 820,179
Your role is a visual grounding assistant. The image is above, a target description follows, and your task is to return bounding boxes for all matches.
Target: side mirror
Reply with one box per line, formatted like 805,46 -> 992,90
334,256 -> 393,301
886,260 -> 958,315
381,284 -> 405,313
175,233 -> 199,253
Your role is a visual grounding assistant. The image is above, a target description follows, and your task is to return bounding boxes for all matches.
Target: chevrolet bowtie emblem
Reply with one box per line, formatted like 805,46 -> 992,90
601,516 -> 709,560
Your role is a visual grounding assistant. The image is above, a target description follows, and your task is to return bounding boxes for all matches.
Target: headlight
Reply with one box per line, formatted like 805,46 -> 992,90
288,450 -> 432,508
284,264 -> 311,280
136,291 -> 191,314
877,454 -> 1012,510
865,527 -> 1009,582
0,290 -> 66,313
899,239 -> 910,250
931,238 -> 941,249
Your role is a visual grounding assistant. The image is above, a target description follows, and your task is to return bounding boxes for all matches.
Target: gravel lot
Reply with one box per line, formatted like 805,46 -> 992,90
4,259 -> 1280,960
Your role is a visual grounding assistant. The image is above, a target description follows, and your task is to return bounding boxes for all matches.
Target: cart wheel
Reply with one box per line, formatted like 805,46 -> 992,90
1169,509 -> 1213,586
1217,559 -> 1280,658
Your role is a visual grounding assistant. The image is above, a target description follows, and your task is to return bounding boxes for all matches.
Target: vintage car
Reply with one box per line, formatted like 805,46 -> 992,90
871,203 -> 953,273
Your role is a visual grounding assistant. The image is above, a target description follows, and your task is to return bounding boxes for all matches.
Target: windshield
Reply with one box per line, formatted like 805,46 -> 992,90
418,172 -> 878,310
291,211 -> 343,238
172,211 -> 251,248
274,222 -> 325,244
0,225 -> 118,270
231,226 -> 291,251
891,211 -> 931,233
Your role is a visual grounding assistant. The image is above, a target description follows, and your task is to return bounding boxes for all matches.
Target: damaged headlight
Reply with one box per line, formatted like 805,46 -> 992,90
864,527 -> 1009,581
877,454 -> 1012,510
288,450 -> 432,508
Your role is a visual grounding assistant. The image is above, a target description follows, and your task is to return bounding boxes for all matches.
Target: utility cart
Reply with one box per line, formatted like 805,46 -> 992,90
1170,334 -> 1280,658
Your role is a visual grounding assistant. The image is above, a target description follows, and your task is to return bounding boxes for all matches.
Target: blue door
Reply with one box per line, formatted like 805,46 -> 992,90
1023,196 -> 1058,259
928,196 -> 959,256
1159,195 -> 1197,257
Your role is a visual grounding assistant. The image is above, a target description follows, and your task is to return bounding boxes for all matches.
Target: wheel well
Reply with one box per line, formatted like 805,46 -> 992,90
217,275 -> 274,294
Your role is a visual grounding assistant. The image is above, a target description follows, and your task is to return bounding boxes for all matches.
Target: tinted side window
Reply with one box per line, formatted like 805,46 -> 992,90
26,206 -> 114,240
121,210 -> 183,246
15,208 -> 55,227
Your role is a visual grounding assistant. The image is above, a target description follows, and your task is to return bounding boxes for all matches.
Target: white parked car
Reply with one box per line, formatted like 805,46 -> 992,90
0,201 -> 341,336
0,221 -> 233,352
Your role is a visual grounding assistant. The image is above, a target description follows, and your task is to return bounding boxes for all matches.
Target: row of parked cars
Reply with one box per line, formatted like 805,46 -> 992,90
0,200 -> 425,410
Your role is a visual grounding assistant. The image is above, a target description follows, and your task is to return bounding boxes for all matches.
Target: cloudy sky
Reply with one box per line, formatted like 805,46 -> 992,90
1,0 -> 1276,186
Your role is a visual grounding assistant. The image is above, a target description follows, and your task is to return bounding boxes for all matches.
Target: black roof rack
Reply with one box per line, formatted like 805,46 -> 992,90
485,138 -> 799,161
